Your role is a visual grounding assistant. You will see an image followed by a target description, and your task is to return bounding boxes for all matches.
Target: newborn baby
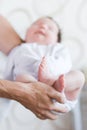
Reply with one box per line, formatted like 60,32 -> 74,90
4,17 -> 85,116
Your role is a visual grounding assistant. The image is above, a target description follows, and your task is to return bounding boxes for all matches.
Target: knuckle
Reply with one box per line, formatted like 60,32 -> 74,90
48,106 -> 52,111
41,110 -> 45,115
47,87 -> 54,93
59,95 -> 65,103
37,102 -> 41,108
46,104 -> 53,111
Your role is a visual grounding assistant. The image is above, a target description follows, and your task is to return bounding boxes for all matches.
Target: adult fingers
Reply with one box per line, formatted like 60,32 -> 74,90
36,113 -> 47,120
51,102 -> 69,113
47,88 -> 66,103
39,110 -> 58,120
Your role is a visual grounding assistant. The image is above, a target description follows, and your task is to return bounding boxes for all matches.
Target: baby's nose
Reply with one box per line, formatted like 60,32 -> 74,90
40,24 -> 48,30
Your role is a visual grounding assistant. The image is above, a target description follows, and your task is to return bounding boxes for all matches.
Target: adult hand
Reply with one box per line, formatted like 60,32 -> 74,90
15,81 -> 68,120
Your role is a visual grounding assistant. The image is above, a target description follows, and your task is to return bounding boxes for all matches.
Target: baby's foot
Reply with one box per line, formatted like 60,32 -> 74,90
53,75 -> 65,93
54,74 -> 79,101
38,57 -> 55,85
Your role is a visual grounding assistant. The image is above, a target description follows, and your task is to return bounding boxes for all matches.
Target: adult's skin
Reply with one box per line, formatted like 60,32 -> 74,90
0,15 -> 67,120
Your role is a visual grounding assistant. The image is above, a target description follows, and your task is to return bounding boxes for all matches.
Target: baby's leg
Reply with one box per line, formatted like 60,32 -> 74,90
15,74 -> 37,83
53,70 -> 85,101
38,57 -> 56,85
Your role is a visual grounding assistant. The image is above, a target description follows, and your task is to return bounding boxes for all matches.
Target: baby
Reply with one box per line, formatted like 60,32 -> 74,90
5,17 -> 85,112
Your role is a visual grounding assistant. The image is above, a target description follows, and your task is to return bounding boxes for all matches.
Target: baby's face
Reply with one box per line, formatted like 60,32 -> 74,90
25,17 -> 59,45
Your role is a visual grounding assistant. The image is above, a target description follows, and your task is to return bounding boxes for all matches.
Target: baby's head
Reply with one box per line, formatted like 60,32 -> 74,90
25,16 -> 61,45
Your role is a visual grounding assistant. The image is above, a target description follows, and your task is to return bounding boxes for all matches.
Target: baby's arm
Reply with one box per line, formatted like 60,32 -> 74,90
15,74 -> 37,83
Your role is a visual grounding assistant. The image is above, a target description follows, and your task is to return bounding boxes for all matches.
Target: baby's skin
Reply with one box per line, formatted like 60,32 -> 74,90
38,57 -> 85,101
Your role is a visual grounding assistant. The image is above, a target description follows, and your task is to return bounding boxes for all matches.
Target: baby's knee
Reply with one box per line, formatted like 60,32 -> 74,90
76,71 -> 85,89
70,70 -> 85,86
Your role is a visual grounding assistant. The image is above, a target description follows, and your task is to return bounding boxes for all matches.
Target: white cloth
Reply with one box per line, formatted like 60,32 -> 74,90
0,98 -> 12,122
4,42 -> 72,80
1,42 -> 77,118
52,99 -> 78,114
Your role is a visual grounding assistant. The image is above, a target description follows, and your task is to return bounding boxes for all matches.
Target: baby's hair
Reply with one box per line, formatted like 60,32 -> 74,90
46,16 -> 62,43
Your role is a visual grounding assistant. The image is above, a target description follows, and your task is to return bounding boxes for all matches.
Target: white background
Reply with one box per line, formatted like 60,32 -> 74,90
0,0 -> 87,130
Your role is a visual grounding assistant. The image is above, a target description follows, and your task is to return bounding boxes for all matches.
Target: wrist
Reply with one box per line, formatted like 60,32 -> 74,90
0,79 -> 29,101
